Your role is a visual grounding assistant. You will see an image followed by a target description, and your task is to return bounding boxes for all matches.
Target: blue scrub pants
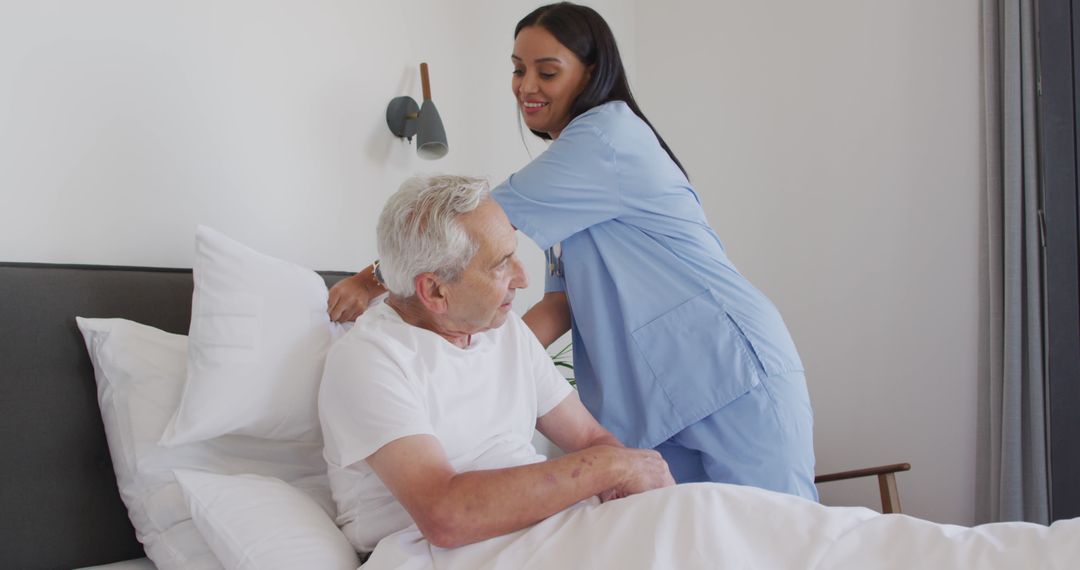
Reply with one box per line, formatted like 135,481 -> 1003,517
654,371 -> 819,501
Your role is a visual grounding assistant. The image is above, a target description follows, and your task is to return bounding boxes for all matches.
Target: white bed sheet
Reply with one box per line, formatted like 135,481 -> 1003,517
362,483 -> 1079,570
75,558 -> 157,570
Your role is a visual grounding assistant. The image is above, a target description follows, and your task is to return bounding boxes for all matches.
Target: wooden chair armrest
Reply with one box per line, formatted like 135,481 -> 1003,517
814,462 -> 911,484
814,462 -> 911,514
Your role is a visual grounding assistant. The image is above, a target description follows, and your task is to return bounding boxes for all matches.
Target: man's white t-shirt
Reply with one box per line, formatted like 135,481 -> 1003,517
318,302 -> 573,553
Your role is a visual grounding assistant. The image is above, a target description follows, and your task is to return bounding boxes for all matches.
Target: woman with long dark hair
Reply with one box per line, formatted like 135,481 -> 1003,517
329,2 -> 816,500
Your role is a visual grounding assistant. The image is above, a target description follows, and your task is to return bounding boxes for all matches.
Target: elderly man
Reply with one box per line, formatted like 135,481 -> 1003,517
318,175 -> 674,555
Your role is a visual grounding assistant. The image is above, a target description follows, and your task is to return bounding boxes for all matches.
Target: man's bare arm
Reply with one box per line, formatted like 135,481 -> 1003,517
366,434 -> 672,549
536,391 -> 623,452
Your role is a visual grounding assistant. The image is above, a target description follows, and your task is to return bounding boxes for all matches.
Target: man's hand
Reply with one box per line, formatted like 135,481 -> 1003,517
607,447 -> 675,500
366,437 -> 674,549
536,392 -> 673,502
328,273 -> 374,322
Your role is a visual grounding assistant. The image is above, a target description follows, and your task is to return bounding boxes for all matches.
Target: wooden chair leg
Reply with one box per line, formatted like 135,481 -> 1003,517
878,472 -> 901,513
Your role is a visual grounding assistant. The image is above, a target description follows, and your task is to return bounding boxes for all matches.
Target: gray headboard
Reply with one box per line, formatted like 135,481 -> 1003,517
0,262 -> 348,569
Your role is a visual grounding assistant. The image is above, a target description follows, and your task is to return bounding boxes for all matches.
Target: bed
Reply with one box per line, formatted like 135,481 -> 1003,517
0,260 -> 349,569
3,238 -> 1078,570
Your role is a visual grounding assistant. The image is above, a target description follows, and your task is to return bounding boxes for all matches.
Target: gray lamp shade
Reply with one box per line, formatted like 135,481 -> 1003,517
386,63 -> 448,160
416,99 -> 448,160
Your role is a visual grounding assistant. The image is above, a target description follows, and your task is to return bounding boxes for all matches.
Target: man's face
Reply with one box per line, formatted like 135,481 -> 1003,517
441,199 -> 528,334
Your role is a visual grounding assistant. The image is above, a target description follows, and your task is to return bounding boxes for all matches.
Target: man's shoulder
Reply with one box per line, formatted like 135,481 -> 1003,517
346,301 -> 409,338
487,310 -> 530,345
320,304 -> 421,405
331,306 -> 533,365
328,303 -> 413,361
487,310 -> 550,369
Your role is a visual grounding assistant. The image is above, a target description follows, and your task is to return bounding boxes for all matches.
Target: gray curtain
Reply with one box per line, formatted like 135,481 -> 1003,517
979,0 -> 1048,524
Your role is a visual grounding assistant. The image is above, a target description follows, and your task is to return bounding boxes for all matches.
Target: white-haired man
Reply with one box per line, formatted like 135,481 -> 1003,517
318,175 -> 674,555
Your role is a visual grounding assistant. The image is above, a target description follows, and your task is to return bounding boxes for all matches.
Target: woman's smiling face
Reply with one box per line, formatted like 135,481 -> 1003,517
512,26 -> 592,139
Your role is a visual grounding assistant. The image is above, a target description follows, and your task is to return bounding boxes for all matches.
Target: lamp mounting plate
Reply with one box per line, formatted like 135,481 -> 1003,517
386,96 -> 420,140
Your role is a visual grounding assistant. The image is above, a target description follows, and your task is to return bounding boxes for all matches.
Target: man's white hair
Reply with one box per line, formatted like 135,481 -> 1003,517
376,175 -> 492,297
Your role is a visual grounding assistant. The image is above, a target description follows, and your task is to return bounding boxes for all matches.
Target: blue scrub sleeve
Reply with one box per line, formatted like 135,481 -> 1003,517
492,121 -> 621,250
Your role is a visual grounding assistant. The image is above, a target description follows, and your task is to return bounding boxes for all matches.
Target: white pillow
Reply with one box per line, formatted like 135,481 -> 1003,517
160,225 -> 339,445
77,317 -> 331,570
174,470 -> 360,570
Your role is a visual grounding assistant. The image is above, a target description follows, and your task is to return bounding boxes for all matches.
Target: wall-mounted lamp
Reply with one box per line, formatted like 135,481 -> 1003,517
386,62 -> 448,160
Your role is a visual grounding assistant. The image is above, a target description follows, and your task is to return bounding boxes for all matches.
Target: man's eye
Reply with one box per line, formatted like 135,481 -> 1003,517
512,69 -> 524,76
540,72 -> 556,79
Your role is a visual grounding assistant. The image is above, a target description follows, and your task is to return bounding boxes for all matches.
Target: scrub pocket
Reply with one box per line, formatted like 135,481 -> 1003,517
631,290 -> 763,419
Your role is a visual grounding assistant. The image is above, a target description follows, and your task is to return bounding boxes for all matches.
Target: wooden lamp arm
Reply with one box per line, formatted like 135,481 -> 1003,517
420,62 -> 432,101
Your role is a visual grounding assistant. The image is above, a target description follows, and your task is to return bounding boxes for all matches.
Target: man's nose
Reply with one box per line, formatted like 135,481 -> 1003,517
510,257 -> 528,289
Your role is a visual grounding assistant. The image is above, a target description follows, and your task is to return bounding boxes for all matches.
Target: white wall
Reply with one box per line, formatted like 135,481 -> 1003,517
3,0 -> 985,525
634,1 -> 983,524
0,0 -> 634,317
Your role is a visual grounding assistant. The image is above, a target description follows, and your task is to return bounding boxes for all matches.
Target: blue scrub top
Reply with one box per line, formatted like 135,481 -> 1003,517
492,101 -> 803,450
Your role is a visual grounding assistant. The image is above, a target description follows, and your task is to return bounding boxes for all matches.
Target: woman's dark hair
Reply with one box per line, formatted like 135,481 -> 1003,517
515,2 -> 687,178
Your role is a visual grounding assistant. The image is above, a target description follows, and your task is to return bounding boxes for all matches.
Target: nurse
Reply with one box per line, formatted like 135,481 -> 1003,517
329,2 -> 817,500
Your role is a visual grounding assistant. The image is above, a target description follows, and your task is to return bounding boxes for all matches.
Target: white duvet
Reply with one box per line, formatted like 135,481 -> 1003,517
362,483 -> 1079,569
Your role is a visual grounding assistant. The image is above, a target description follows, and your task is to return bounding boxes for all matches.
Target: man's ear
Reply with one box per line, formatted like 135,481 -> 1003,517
413,273 -> 448,314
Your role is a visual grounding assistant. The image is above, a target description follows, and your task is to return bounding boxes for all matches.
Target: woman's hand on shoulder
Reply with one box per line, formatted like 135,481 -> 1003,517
328,272 -> 374,322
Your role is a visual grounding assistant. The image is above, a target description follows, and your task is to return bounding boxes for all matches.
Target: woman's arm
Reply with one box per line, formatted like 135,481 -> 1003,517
522,292 -> 571,348
327,263 -> 385,322
491,109 -> 621,251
